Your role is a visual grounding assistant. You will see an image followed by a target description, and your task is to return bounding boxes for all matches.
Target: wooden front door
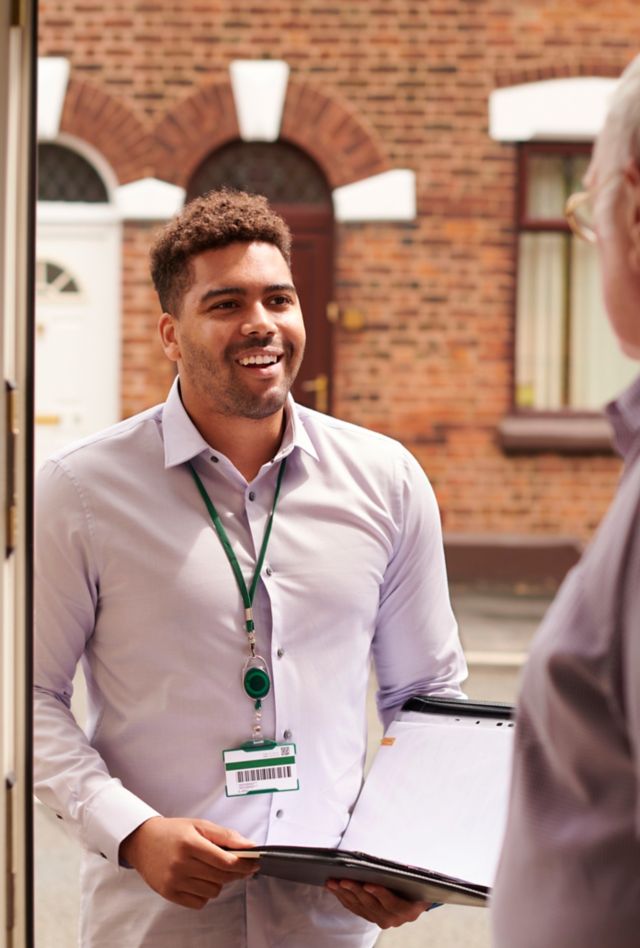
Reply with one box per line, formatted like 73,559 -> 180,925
277,204 -> 333,414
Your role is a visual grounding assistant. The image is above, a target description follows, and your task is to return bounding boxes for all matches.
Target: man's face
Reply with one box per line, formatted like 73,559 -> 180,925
587,131 -> 640,360
160,241 -> 306,420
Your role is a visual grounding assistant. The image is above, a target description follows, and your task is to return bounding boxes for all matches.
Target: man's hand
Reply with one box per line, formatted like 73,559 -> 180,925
325,879 -> 429,928
119,816 -> 259,910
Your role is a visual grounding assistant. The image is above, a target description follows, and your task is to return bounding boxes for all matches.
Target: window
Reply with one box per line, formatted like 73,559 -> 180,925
186,140 -> 332,205
515,143 -> 636,412
35,259 -> 81,299
37,143 -> 109,203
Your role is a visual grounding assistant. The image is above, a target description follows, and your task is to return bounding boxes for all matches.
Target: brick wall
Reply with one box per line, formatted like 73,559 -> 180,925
38,0 -> 640,561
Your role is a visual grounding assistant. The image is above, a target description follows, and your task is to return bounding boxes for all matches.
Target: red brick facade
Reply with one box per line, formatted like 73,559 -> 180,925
38,0 -> 640,579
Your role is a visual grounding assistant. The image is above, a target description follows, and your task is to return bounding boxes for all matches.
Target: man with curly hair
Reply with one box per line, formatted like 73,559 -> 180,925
34,188 -> 466,947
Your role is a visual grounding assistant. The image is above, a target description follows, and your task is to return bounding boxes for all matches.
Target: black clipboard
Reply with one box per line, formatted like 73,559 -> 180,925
232,697 -> 514,907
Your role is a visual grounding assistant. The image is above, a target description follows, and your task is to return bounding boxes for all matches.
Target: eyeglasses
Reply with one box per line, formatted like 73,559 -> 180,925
564,169 -> 623,244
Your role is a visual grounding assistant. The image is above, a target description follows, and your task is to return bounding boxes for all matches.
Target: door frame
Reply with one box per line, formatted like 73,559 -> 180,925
1,1 -> 37,945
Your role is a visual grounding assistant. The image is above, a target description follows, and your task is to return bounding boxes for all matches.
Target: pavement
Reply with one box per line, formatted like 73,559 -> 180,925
34,586 -> 552,947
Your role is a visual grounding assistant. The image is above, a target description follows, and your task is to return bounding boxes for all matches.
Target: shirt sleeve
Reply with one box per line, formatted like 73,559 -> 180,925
372,447 -> 467,728
34,459 -> 159,865
621,497 -> 640,838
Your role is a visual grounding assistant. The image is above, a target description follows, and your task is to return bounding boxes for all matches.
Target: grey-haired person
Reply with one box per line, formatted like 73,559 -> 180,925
492,56 -> 640,948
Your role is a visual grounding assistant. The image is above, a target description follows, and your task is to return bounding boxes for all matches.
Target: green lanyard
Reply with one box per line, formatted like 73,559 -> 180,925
188,458 -> 288,733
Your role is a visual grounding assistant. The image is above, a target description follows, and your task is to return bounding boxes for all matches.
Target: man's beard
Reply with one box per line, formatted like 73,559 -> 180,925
181,336 -> 303,420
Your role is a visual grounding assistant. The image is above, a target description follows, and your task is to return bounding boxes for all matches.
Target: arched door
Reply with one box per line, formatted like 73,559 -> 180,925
35,142 -> 121,468
187,141 -> 334,414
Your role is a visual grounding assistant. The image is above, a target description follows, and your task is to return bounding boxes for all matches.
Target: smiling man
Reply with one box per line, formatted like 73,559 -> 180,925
34,189 -> 466,948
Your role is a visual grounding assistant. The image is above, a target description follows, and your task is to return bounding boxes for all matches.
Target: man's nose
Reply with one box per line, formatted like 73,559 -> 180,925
240,303 -> 277,335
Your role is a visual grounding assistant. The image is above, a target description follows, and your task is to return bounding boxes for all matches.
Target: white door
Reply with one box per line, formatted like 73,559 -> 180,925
35,206 -> 121,469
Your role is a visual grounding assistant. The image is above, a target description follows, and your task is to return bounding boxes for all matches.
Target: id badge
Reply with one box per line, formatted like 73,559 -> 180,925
223,741 -> 299,797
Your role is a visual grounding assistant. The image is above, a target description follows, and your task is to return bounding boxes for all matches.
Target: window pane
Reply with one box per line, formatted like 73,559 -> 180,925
38,143 -> 109,203
36,259 -> 82,300
570,155 -> 590,193
525,156 -> 567,219
187,140 -> 332,205
516,146 -> 635,413
516,232 -> 566,409
570,237 -> 637,408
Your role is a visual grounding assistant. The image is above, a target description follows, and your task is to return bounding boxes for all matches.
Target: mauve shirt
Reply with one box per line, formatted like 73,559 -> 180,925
34,378 -> 466,948
491,373 -> 640,948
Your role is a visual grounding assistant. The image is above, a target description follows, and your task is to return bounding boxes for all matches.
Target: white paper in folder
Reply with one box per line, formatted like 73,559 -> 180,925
340,709 -> 514,888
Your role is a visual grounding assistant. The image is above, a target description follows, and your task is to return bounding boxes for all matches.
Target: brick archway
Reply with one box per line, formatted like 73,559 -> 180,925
59,78 -> 151,185
151,76 -> 388,191
280,80 -> 388,188
152,82 -> 240,187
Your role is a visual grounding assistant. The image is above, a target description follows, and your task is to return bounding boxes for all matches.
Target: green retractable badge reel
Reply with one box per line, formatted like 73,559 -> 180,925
243,655 -> 271,700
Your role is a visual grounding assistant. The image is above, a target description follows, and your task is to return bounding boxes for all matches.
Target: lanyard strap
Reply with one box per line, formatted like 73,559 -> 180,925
187,457 -> 288,640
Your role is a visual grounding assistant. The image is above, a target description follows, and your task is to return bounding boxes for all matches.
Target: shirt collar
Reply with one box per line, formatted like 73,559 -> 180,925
162,376 -> 319,469
605,372 -> 640,459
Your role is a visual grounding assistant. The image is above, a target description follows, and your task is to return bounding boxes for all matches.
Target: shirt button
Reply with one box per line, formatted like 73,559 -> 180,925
276,647 -> 285,658
276,809 -> 284,819
248,491 -> 256,501
265,566 -> 273,576
210,455 -> 218,463
283,729 -> 292,740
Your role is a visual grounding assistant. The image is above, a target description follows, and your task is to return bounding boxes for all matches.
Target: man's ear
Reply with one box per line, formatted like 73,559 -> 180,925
159,312 -> 180,363
623,158 -> 640,272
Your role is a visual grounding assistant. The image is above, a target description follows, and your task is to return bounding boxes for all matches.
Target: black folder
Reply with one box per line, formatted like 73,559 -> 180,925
233,697 -> 515,908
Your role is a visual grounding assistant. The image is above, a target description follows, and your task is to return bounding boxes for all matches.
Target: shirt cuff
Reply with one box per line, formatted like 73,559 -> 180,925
82,778 -> 161,866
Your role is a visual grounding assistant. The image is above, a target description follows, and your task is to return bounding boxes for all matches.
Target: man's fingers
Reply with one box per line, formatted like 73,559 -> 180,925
188,844 -> 259,877
121,816 -> 259,910
187,853 -> 258,884
362,883 -> 428,917
184,824 -> 258,874
326,879 -> 428,928
195,819 -> 256,850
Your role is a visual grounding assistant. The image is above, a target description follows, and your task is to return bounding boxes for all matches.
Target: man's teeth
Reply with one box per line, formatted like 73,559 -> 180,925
238,354 -> 279,366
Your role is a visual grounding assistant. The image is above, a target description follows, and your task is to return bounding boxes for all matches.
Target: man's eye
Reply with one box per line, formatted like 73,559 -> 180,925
270,295 -> 292,306
211,300 -> 238,311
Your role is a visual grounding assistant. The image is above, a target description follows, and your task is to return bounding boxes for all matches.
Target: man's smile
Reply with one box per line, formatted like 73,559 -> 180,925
235,350 -> 283,368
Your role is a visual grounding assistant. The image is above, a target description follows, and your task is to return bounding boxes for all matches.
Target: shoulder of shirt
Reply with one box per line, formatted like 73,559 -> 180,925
293,403 -> 415,463
42,402 -> 163,468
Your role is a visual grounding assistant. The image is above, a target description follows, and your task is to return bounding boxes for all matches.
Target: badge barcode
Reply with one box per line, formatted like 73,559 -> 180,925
237,765 -> 292,784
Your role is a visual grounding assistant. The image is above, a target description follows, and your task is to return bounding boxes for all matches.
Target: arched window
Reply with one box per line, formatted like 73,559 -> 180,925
186,140 -> 332,206
37,143 -> 109,203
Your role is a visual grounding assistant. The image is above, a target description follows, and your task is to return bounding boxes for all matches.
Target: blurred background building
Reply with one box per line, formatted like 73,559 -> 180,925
35,0 -> 640,586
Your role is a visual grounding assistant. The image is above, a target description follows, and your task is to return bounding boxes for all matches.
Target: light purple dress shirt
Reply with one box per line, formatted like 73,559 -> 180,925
491,373 -> 640,948
34,380 -> 466,948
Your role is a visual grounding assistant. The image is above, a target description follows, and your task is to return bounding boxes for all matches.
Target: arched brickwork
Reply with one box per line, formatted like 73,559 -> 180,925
280,80 -> 388,188
152,82 -> 240,187
59,78 -> 152,185
150,77 -> 388,191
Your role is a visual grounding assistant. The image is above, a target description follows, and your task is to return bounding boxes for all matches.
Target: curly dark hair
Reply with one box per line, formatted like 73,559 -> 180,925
149,188 -> 292,314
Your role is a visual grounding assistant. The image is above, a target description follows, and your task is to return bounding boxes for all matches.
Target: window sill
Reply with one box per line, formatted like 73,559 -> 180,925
498,412 -> 615,455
